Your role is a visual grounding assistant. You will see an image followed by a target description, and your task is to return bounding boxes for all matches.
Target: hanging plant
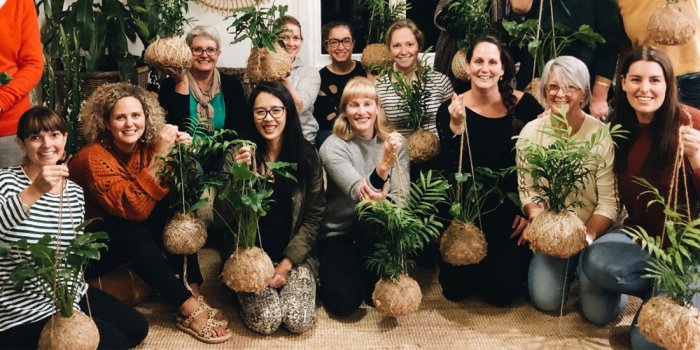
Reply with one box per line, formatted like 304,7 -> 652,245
515,112 -> 627,257
357,171 -> 449,317
359,0 -> 410,75
625,174 -> 700,349
381,55 -> 438,164
647,0 -> 698,46
439,0 -> 494,81
227,3 -> 291,83
217,146 -> 298,293
0,220 -> 108,350
441,167 -> 510,266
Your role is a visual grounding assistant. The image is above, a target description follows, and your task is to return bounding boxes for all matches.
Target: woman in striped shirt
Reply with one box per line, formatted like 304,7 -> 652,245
0,107 -> 147,349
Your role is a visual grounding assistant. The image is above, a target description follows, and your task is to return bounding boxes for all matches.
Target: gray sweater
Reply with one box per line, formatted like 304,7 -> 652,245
319,134 -> 410,239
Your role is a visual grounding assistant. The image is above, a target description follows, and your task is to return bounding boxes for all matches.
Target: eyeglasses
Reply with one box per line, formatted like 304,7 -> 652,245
546,84 -> 582,96
253,107 -> 286,120
191,47 -> 219,56
326,38 -> 354,48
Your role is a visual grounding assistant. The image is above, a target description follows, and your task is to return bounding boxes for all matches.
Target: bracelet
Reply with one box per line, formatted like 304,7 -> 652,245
594,81 -> 611,88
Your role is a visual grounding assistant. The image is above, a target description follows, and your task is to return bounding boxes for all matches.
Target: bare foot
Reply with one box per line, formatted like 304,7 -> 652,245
189,284 -> 226,323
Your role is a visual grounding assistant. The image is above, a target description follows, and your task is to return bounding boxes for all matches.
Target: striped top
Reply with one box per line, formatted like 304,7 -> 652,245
0,166 -> 86,332
375,70 -> 454,138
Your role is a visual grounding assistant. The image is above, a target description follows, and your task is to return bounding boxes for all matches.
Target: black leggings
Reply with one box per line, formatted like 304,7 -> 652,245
438,205 -> 532,306
0,287 -> 148,349
319,222 -> 382,317
85,201 -> 202,308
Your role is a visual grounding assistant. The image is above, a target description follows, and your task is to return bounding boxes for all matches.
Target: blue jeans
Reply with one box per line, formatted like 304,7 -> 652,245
528,252 -> 579,312
678,71 -> 700,110
581,231 -> 700,349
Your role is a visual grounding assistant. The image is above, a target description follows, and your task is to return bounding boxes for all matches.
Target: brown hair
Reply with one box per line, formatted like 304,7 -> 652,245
79,82 -> 165,145
333,77 -> 394,141
16,106 -> 68,141
385,18 -> 424,51
279,15 -> 303,40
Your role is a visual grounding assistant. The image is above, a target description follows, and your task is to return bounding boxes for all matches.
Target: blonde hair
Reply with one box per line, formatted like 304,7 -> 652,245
186,25 -> 221,49
333,77 -> 394,141
80,82 -> 165,145
385,18 -> 424,50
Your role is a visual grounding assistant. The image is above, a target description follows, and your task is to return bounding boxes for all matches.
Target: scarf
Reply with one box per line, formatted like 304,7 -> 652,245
187,69 -> 221,132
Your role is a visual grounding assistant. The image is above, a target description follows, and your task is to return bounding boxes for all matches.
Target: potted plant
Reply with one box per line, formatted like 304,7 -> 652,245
217,144 -> 298,293
357,171 -> 449,317
227,3 -> 292,83
502,19 -> 604,105
626,178 -> 700,350
382,56 -> 438,164
441,167 -> 509,266
647,0 -> 698,46
438,0 -> 494,81
160,126 -> 237,256
144,0 -> 195,73
515,113 -> 626,257
0,222 -> 108,350
359,0 -> 410,76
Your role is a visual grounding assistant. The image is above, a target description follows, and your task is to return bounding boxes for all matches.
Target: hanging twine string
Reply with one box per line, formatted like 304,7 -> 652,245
531,0 -> 546,82
457,102 -> 483,231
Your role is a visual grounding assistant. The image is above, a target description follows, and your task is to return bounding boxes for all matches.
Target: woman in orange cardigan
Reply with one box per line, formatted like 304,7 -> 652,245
69,83 -> 232,344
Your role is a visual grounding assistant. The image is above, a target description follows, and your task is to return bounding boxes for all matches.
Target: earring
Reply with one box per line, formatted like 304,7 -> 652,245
499,75 -> 503,81
466,74 -> 471,80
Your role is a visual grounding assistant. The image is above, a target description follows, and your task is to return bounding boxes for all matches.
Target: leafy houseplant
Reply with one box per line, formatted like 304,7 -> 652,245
382,56 -> 438,164
0,221 -> 108,350
143,0 -> 195,73
357,171 -> 449,317
227,4 -> 291,83
359,0 -> 410,75
441,167 -> 509,266
439,0 -> 494,81
502,19 -> 605,104
626,179 -> 700,349
160,127 -> 238,256
515,113 -> 626,257
217,145 -> 298,293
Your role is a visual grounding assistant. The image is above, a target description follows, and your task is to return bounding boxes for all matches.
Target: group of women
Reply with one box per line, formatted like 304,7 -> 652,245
0,13 -> 698,350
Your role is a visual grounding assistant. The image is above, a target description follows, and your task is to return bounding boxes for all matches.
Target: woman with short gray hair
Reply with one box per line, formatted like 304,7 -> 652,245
515,56 -> 620,316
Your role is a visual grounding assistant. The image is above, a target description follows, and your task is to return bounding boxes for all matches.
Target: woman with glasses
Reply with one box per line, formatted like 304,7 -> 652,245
278,16 -> 322,145
515,56 -> 620,314
313,21 -> 366,147
158,25 -> 251,155
215,81 -> 324,335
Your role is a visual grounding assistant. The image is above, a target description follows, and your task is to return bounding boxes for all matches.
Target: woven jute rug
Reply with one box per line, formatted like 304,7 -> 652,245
134,249 -> 638,350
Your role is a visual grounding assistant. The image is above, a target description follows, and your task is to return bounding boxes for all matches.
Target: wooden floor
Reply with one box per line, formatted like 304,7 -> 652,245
134,249 -> 638,350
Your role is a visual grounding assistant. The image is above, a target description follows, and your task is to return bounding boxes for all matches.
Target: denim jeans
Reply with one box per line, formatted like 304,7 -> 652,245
581,230 -> 700,350
678,71 -> 700,110
528,252 -> 579,312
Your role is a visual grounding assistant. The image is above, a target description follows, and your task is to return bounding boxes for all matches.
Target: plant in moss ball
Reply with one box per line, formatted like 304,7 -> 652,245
359,0 -> 410,75
441,167 -> 510,266
217,146 -> 298,293
0,220 -> 108,349
227,3 -> 291,82
357,170 -> 449,317
625,178 -> 700,350
515,112 -> 626,257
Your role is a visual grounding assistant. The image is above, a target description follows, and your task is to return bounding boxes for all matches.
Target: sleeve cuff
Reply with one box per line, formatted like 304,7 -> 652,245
135,170 -> 169,201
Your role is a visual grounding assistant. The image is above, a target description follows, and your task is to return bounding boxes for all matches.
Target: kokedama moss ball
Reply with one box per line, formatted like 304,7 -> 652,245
408,128 -> 439,164
637,295 -> 700,350
144,37 -> 192,71
372,274 -> 422,317
38,311 -> 99,350
451,49 -> 470,82
361,44 -> 394,74
648,2 -> 697,46
163,212 -> 207,255
528,211 -> 586,257
440,219 -> 487,266
221,247 -> 274,293
245,44 -> 292,83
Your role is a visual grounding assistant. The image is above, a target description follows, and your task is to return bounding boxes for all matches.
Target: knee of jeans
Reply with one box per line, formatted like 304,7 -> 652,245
581,302 -> 621,326
529,284 -> 564,312
581,245 -> 613,283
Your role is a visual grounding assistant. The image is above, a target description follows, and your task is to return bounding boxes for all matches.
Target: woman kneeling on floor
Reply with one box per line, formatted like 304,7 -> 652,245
216,81 -> 324,335
0,107 -> 148,349
69,83 -> 232,344
318,77 -> 409,316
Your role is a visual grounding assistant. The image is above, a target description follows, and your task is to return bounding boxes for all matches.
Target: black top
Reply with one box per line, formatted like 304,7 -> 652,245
313,61 -> 366,131
158,73 -> 252,140
258,179 -> 294,263
436,92 -> 543,195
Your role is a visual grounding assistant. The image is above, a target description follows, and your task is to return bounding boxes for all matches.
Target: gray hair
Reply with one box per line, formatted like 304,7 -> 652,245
539,56 -> 590,105
186,25 -> 221,49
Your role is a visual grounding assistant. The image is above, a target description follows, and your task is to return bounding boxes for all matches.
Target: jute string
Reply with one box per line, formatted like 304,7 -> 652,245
457,103 -> 483,231
531,0 -> 556,81
176,142 -> 194,294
